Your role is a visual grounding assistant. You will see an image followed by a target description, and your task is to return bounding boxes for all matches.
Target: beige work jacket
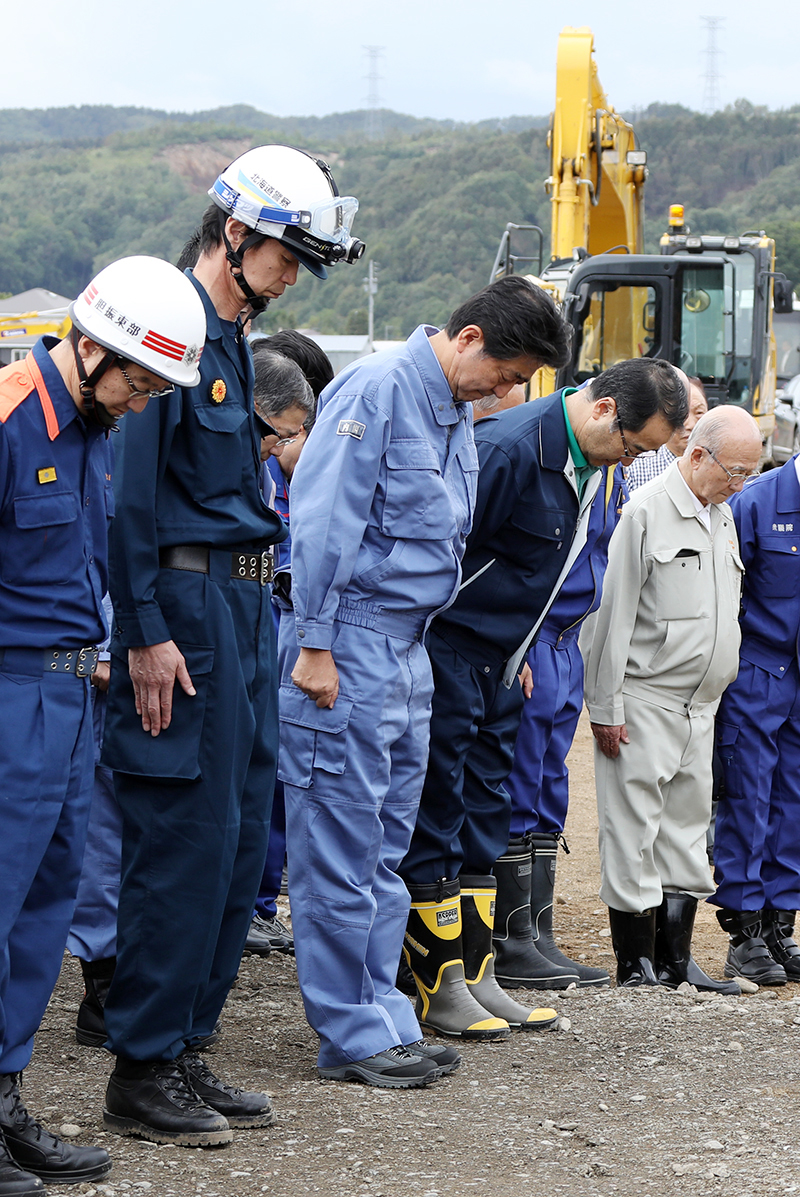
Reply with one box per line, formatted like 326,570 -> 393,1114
584,460 -> 744,725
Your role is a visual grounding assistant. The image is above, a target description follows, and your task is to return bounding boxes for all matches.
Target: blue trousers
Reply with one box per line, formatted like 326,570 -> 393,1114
712,658 -> 800,911
66,689 -> 121,962
400,628 -> 524,884
254,780 -> 286,921
506,636 -> 584,837
102,567 -> 278,1060
278,611 -> 429,1069
0,664 -> 93,1073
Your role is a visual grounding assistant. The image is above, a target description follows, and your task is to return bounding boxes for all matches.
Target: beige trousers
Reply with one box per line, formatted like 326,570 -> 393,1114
594,694 -> 715,912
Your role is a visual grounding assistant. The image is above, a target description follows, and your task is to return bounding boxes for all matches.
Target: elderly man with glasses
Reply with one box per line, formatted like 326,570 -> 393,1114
584,405 -> 762,991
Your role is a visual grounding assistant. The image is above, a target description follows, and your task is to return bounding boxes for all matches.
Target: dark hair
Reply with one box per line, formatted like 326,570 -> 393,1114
445,275 -> 570,368
255,330 -> 334,399
592,358 -> 688,432
176,204 -> 223,271
252,351 -> 314,423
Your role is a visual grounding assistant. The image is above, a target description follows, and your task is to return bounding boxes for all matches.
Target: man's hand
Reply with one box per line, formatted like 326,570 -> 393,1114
518,662 -> 534,699
591,722 -> 630,759
129,641 -> 196,737
291,647 -> 339,709
90,660 -> 111,693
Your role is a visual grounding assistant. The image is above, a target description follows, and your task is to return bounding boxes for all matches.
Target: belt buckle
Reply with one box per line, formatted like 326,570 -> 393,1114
260,551 -> 274,586
75,647 -> 99,678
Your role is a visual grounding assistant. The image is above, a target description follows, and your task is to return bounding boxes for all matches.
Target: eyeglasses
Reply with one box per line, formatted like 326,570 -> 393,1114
118,363 -> 174,400
614,420 -> 642,459
702,445 -> 759,482
254,411 -> 298,447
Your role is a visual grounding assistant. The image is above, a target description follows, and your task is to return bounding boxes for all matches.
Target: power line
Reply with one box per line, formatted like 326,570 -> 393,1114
363,45 -> 385,141
701,16 -> 724,114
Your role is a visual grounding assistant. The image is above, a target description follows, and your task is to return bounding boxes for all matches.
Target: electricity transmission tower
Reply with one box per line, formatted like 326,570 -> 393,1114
364,45 -> 385,141
701,16 -> 724,113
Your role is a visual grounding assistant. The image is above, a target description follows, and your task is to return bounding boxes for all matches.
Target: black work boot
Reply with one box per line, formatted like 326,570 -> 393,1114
530,834 -> 610,988
403,880 -> 510,1040
492,838 -> 579,989
180,1052 -> 275,1128
654,892 -> 740,993
0,1074 -> 111,1184
0,1129 -> 43,1197
762,910 -> 800,981
76,956 -> 116,1048
460,875 -> 557,1030
607,908 -> 660,987
104,1057 -> 232,1146
716,909 -> 787,986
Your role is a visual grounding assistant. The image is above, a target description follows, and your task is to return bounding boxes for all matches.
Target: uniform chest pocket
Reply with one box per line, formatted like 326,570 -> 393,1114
381,439 -> 458,540
277,685 -> 355,789
509,504 -> 571,551
651,548 -> 711,621
1,491 -> 82,586
753,534 -> 800,597
190,400 -> 249,501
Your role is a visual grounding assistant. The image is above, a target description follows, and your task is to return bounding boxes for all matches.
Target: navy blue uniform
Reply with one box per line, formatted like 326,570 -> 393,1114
101,273 -> 286,1061
507,466 -> 627,836
0,340 -> 111,1072
401,390 -> 603,884
712,458 -> 800,912
278,326 -> 477,1068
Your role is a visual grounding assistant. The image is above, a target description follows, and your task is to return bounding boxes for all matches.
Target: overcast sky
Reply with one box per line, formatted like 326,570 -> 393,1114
3,0 -> 798,123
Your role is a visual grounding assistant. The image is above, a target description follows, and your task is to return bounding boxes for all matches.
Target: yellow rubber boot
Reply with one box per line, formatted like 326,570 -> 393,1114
461,875 -> 558,1030
403,881 -> 510,1040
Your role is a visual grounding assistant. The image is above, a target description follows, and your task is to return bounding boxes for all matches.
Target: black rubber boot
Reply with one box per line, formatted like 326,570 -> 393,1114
179,1051 -> 275,1128
76,956 -> 116,1048
492,838 -> 579,989
460,875 -> 558,1031
0,1074 -> 111,1183
104,1057 -> 232,1146
0,1129 -> 43,1197
762,910 -> 800,981
529,834 -> 609,988
607,908 -> 660,987
716,908 -> 787,986
403,880 -> 510,1040
654,892 -> 741,994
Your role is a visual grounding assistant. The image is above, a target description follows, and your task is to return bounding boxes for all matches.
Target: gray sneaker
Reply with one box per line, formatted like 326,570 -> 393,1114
317,1046 -> 438,1088
244,915 -> 294,957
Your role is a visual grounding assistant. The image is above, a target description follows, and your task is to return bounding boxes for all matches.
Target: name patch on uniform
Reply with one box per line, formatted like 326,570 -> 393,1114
337,419 -> 366,440
37,467 -> 57,484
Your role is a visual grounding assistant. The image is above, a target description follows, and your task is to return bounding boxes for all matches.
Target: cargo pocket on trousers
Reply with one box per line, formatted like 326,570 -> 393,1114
715,721 -> 743,799
101,644 -> 215,781
277,684 -> 355,789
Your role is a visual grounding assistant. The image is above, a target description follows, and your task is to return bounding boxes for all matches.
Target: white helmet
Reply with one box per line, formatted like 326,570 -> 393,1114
70,256 -> 206,387
209,145 -> 365,281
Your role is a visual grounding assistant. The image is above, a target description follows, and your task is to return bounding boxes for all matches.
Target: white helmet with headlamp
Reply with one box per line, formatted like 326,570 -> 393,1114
209,144 -> 365,293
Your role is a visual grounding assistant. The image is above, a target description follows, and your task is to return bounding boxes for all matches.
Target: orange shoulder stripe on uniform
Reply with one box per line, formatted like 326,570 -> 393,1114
0,351 -> 60,440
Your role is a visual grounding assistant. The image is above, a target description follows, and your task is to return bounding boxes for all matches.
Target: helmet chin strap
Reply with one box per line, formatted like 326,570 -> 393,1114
70,327 -> 119,430
219,212 -> 270,317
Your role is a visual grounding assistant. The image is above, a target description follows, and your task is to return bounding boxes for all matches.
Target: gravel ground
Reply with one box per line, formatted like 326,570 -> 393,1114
27,713 -> 800,1197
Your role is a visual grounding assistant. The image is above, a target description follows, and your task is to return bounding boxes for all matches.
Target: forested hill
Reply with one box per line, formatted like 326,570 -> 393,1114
1,100 -> 799,338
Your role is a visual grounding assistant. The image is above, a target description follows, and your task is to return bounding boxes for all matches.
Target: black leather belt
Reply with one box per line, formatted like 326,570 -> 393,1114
0,646 -> 99,678
159,545 -> 274,585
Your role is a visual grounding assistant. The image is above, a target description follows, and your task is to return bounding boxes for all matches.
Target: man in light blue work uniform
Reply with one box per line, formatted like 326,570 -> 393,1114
711,453 -> 800,985
280,276 -> 569,1087
502,462 -> 627,989
0,256 -> 206,1197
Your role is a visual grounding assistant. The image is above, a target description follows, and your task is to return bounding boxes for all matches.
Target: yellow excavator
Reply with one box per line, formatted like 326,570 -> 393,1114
492,25 -> 791,449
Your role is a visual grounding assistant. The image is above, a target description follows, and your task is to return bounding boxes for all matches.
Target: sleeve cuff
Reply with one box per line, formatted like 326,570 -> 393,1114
114,603 -> 172,649
294,620 -> 334,650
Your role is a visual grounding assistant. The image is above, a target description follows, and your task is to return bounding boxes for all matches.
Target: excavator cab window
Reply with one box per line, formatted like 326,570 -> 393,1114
675,257 -> 755,405
574,282 -> 661,381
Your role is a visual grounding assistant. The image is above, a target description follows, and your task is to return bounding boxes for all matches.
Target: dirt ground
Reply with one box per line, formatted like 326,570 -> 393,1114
33,712 -> 800,1197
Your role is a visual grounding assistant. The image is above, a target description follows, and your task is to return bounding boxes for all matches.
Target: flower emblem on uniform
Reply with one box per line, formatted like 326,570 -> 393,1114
210,379 -> 226,404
